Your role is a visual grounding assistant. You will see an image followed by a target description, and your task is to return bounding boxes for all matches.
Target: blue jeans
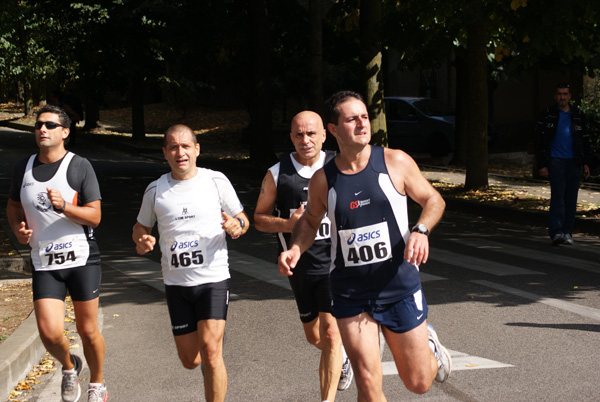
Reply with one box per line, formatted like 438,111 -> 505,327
548,158 -> 581,238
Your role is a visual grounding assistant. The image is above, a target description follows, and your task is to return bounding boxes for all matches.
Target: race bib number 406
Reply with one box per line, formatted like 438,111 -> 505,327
167,235 -> 206,270
338,222 -> 392,267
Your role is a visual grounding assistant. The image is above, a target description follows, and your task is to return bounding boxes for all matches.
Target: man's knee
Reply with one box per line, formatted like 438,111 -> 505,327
403,376 -> 432,395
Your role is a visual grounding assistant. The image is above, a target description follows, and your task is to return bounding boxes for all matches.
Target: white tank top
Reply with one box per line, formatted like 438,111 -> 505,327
20,152 -> 90,270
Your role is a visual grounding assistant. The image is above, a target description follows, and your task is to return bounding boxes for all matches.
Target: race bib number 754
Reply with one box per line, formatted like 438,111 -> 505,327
338,222 -> 392,267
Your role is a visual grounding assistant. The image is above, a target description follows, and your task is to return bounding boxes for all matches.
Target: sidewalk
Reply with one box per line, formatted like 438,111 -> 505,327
1,122 -> 600,400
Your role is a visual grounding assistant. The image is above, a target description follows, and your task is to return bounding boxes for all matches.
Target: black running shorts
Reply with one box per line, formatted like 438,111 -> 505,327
32,263 -> 102,302
165,279 -> 230,336
288,273 -> 332,323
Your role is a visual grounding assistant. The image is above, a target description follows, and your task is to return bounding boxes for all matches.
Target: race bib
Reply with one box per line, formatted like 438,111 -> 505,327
38,234 -> 90,270
166,235 -> 207,270
338,222 -> 392,267
290,208 -> 331,240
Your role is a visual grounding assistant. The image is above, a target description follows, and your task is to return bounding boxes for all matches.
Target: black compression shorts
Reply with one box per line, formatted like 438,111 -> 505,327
32,263 -> 102,302
288,273 -> 332,323
165,279 -> 230,336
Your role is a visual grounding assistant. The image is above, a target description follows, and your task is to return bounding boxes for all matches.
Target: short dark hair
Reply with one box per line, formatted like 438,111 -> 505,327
36,104 -> 71,128
556,83 -> 570,90
324,90 -> 364,125
163,124 -> 197,147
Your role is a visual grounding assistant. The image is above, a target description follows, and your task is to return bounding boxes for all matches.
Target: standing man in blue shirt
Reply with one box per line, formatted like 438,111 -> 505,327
535,83 -> 592,245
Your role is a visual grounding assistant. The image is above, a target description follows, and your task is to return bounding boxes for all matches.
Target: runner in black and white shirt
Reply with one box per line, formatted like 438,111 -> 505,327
132,124 -> 248,402
7,104 -> 107,402
254,111 -> 352,401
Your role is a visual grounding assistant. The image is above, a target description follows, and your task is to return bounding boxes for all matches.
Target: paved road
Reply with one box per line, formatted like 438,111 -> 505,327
2,127 -> 600,401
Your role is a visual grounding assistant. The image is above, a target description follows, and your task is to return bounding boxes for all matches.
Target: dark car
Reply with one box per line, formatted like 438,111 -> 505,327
384,97 -> 455,157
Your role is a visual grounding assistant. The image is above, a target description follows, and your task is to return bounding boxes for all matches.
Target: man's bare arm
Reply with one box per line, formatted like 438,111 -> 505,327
384,148 -> 445,265
254,171 -> 303,233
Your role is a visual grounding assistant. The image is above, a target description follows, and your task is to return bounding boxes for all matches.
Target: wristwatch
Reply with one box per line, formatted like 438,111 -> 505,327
235,217 -> 245,230
411,223 -> 429,236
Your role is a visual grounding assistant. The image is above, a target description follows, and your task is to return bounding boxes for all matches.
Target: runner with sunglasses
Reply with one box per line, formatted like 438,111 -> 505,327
7,104 -> 108,402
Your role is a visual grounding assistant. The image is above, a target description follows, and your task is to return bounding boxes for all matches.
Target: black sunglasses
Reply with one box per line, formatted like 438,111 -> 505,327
35,121 -> 64,130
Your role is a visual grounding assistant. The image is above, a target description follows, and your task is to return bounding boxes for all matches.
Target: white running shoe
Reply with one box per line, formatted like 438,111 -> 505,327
563,234 -> 574,245
427,324 -> 452,382
61,354 -> 82,402
552,233 -> 565,246
337,356 -> 353,391
88,382 -> 108,402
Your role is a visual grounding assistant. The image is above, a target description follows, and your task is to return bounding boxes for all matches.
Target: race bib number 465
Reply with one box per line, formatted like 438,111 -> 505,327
167,235 -> 206,270
338,222 -> 392,267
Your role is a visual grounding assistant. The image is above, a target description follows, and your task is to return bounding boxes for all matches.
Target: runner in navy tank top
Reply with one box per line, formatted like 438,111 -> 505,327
278,92 -> 452,398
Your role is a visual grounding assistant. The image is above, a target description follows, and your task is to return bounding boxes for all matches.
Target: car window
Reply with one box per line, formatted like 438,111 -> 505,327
386,100 -> 416,121
413,99 -> 454,116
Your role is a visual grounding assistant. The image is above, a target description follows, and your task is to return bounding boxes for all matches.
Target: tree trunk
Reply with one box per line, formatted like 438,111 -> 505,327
131,71 -> 146,142
247,0 -> 275,162
308,0 -> 324,115
451,50 -> 468,166
464,12 -> 488,190
360,0 -> 387,147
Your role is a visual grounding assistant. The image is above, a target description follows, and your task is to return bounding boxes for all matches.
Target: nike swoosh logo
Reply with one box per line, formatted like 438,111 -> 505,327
93,289 -> 99,294
416,314 -> 423,320
355,191 -> 362,196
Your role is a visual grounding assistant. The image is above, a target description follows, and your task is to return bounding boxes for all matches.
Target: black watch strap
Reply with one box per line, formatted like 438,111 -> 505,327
411,223 -> 429,236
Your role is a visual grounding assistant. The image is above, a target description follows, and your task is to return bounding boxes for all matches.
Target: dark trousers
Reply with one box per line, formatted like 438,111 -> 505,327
548,157 -> 581,237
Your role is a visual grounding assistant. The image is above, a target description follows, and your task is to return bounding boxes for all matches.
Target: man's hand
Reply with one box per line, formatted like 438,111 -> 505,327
584,165 -> 590,180
404,232 -> 429,266
135,234 -> 156,255
278,247 -> 301,276
539,167 -> 549,178
16,221 -> 32,244
46,187 -> 66,212
287,204 -> 305,232
221,212 -> 244,239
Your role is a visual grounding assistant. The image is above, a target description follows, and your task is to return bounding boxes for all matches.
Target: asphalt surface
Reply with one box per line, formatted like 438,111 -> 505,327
1,124 -> 600,401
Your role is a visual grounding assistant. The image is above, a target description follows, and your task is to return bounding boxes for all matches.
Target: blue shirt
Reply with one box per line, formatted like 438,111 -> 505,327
550,109 -> 574,158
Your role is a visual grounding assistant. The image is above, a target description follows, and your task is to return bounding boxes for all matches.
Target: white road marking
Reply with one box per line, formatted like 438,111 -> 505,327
430,249 -> 544,276
446,237 -> 600,274
382,349 -> 513,375
472,280 -> 600,322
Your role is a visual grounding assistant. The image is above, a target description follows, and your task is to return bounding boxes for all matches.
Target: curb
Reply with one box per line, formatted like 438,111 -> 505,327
0,280 -> 43,402
444,197 -> 600,237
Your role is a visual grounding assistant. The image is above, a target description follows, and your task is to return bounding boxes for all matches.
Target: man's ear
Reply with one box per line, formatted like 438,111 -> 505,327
327,123 -> 337,138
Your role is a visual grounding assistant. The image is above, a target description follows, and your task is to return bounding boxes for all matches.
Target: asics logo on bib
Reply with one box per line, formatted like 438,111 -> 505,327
170,240 -> 199,251
347,230 -> 381,245
45,241 -> 73,252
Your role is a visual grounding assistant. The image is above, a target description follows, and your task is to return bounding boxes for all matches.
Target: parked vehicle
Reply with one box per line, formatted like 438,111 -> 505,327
384,97 -> 455,157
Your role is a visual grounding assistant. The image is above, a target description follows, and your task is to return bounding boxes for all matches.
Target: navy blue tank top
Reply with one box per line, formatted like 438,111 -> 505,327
323,146 -> 421,304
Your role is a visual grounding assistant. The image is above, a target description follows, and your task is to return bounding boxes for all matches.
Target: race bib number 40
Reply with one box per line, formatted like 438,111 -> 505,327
38,234 -> 90,270
290,208 -> 331,240
167,235 -> 206,270
338,222 -> 392,267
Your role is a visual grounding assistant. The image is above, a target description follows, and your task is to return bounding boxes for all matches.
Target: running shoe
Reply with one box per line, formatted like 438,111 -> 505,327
563,234 -> 574,245
88,382 -> 108,402
337,356 -> 353,391
61,354 -> 82,402
427,324 -> 452,383
552,233 -> 565,246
